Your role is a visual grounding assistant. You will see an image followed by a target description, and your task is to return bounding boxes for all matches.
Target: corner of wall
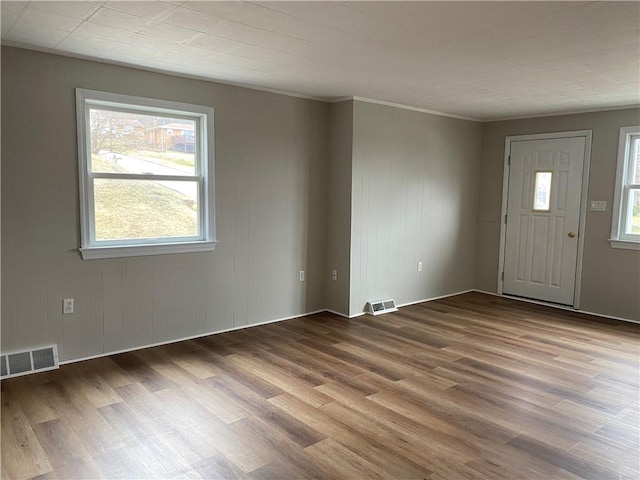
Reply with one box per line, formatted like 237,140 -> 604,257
325,100 -> 354,316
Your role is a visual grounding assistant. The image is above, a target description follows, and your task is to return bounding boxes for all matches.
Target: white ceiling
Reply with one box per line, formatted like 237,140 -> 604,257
2,1 -> 639,121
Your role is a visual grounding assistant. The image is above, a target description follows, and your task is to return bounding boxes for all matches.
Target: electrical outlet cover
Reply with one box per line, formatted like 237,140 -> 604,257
63,298 -> 74,314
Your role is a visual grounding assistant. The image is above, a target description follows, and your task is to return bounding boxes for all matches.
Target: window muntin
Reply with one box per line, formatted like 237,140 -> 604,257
76,89 -> 216,259
610,126 -> 640,248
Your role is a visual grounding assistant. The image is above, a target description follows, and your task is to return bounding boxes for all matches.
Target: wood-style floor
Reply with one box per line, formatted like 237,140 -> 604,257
2,292 -> 639,480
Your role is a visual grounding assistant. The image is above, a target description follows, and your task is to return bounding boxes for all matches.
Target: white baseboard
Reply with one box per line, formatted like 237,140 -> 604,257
59,288 -> 637,366
346,289 -> 475,318
396,289 -> 475,309
324,309 -> 351,319
472,289 -> 639,324
59,308 -> 326,366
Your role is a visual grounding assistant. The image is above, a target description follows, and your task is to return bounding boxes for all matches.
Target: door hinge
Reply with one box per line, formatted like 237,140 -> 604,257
501,271 -> 505,281
504,214 -> 508,224
508,155 -> 511,166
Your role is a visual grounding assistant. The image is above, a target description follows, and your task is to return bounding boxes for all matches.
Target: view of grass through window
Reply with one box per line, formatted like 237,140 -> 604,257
89,109 -> 199,241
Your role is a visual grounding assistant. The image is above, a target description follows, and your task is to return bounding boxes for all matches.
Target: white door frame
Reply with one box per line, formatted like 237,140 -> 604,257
497,130 -> 592,309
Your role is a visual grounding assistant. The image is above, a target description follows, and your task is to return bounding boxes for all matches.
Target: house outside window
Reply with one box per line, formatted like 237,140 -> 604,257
76,89 -> 216,259
610,125 -> 640,249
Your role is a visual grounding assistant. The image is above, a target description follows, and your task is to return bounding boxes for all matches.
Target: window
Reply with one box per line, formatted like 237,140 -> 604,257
532,171 -> 552,211
610,125 -> 640,249
76,89 -> 216,259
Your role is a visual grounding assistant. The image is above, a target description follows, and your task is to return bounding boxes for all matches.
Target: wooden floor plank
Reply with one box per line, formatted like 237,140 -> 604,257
269,392 -> 432,479
1,292 -> 638,479
303,438 -> 386,480
1,395 -> 52,480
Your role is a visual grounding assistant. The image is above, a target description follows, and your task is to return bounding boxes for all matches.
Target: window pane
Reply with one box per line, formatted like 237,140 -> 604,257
626,189 -> 640,235
94,179 -> 198,241
632,137 -> 640,184
89,109 -> 196,176
533,171 -> 552,211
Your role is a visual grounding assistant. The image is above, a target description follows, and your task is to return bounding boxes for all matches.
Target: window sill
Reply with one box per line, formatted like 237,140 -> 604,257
609,239 -> 640,251
80,240 -> 218,259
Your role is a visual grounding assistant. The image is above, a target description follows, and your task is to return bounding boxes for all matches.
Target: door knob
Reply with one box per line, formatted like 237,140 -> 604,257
568,232 -> 576,238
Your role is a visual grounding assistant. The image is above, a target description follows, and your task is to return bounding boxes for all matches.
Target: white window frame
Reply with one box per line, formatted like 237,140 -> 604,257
76,89 -> 217,259
610,125 -> 640,250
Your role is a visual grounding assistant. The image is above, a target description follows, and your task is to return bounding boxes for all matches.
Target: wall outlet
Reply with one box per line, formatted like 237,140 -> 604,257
332,269 -> 338,281
417,261 -> 423,272
299,270 -> 305,282
63,298 -> 74,314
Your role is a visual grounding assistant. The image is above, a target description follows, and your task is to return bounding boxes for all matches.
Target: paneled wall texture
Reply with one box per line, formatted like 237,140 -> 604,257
349,102 -> 481,316
2,46 -> 638,363
2,47 -> 328,362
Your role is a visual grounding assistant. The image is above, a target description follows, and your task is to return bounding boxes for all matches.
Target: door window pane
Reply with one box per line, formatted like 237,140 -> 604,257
533,171 -> 552,211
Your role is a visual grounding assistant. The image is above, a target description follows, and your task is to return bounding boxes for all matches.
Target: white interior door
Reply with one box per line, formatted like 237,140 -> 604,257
503,137 -> 586,305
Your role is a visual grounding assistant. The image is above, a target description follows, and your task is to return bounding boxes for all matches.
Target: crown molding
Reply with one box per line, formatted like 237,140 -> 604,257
3,43 -> 637,123
0,42 -> 327,103
489,104 -> 640,122
331,96 -> 481,122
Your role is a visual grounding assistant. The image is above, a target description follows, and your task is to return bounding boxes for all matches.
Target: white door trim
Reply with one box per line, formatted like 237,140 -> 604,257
497,130 -> 592,309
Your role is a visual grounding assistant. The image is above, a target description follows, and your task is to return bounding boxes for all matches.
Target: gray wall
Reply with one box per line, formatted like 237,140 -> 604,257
1,47 -> 329,362
350,101 -> 482,316
3,46 -> 638,364
325,101 -> 353,315
477,108 -> 640,320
